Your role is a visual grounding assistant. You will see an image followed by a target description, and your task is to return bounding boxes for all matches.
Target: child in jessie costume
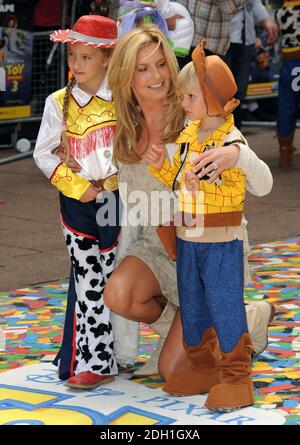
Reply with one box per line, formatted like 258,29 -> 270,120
147,40 -> 256,411
34,15 -> 121,389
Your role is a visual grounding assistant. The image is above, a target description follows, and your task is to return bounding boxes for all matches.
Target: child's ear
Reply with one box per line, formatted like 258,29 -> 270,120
102,53 -> 112,68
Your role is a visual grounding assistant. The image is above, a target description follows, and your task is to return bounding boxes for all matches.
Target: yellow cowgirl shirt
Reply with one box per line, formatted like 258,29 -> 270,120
34,78 -> 117,200
149,114 -> 246,229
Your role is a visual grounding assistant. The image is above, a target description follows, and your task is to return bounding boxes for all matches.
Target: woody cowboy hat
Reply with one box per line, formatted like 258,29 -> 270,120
50,15 -> 117,48
192,40 -> 240,117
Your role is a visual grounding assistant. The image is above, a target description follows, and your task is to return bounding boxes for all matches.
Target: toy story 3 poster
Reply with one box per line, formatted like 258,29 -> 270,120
0,1 -> 35,119
247,0 -> 282,98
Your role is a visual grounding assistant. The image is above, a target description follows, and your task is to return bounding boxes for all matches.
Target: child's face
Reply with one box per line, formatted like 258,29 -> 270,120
67,43 -> 110,92
131,43 -> 171,104
181,83 -> 208,121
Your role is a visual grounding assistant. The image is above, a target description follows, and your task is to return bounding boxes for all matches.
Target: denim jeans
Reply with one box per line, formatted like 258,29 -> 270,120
277,58 -> 300,138
176,237 -> 248,353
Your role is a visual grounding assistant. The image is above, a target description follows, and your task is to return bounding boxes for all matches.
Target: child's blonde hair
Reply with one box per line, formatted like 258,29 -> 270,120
107,25 -> 185,163
177,61 -> 199,94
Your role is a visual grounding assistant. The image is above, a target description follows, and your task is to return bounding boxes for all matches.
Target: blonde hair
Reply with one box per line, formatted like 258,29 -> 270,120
177,61 -> 199,93
107,25 -> 185,163
61,47 -> 114,160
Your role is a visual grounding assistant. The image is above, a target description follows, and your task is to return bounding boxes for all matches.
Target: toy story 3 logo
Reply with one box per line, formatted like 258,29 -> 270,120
0,363 -> 285,425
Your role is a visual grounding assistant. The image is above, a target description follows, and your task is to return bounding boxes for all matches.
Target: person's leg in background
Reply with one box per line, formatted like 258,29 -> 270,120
224,43 -> 255,129
277,58 -> 300,168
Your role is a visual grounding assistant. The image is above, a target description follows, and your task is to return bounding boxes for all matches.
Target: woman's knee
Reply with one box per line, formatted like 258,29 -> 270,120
103,271 -> 133,315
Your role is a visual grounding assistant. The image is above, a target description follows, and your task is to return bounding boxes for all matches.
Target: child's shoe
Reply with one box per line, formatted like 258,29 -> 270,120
163,327 -> 221,396
205,332 -> 254,411
66,371 -> 114,389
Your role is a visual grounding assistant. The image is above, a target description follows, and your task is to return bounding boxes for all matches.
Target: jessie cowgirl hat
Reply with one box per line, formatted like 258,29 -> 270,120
192,40 -> 240,117
50,15 -> 117,48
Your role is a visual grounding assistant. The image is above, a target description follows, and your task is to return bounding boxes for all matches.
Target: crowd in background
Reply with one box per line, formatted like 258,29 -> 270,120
31,0 -> 299,168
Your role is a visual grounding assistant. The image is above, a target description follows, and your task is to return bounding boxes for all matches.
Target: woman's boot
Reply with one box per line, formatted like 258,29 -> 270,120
205,332 -> 254,411
277,133 -> 296,168
163,327 -> 221,396
246,301 -> 275,355
133,301 -> 177,376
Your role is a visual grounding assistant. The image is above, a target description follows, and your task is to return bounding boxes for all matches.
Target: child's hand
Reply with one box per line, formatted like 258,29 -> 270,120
145,144 -> 166,170
80,184 -> 102,203
54,144 -> 82,173
184,168 -> 199,195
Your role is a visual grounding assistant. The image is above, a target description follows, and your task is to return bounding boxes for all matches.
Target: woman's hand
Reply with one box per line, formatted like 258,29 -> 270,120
80,184 -> 103,203
191,144 -> 240,183
145,143 -> 166,170
54,144 -> 82,173
165,14 -> 184,30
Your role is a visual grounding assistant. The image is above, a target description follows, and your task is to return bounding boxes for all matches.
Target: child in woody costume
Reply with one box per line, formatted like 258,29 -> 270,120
34,15 -> 120,389
146,40 -> 255,411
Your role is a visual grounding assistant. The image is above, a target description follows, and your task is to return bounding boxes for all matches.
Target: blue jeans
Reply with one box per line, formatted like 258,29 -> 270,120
277,58 -> 300,138
176,238 -> 248,353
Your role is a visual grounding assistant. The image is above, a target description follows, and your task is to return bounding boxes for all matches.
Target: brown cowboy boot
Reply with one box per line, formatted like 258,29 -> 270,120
163,327 -> 222,396
205,332 -> 254,412
277,132 -> 296,168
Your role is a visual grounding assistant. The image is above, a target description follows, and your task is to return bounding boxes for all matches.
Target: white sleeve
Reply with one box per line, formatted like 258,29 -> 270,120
33,94 -> 64,179
252,0 -> 269,25
235,143 -> 273,197
224,128 -> 273,197
154,0 -> 176,19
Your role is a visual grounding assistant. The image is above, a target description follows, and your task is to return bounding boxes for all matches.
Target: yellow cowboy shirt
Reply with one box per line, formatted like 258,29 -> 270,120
149,114 -> 246,228
34,80 -> 117,201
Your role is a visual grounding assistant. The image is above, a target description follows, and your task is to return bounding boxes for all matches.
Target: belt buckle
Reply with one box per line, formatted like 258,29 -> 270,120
103,174 -> 118,192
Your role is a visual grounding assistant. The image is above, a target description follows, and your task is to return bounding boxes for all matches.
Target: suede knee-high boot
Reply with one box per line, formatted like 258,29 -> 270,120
133,302 -> 177,376
205,332 -> 254,411
277,132 -> 296,168
163,327 -> 222,396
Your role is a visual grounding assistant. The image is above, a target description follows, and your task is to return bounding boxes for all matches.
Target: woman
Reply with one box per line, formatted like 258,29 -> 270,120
59,25 -> 274,384
104,25 -> 274,381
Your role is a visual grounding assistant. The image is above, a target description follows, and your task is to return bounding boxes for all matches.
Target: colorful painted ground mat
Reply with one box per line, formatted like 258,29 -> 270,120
0,238 -> 299,425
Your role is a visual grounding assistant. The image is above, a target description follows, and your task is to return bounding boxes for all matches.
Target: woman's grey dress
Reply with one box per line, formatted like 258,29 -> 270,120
117,161 -> 179,304
111,160 -> 179,366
